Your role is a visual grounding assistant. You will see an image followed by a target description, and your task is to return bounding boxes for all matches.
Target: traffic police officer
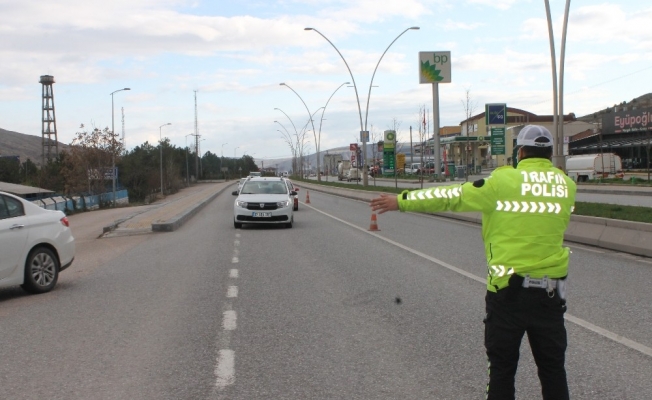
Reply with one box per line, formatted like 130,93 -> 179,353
370,125 -> 576,399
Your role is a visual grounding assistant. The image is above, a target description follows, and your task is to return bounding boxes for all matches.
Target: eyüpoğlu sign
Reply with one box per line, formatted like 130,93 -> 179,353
602,107 -> 652,134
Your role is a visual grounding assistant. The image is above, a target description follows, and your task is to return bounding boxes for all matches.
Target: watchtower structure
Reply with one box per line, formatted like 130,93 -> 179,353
40,75 -> 58,164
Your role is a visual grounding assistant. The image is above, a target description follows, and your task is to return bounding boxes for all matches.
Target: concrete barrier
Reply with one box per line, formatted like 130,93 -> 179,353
298,181 -> 652,258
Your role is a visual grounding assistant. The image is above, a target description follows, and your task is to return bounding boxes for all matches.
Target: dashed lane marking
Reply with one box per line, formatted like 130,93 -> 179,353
214,349 -> 235,389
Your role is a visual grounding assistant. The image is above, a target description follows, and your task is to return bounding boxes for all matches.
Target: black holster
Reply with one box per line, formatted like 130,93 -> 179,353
504,274 -> 524,302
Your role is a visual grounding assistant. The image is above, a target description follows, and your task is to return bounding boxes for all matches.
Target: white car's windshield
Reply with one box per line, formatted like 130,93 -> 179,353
240,181 -> 288,195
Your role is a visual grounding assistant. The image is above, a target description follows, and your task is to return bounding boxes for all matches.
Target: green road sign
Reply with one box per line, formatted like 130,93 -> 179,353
491,127 -> 506,155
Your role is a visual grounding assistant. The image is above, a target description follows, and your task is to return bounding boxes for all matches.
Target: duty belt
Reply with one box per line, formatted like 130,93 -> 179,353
522,275 -> 557,290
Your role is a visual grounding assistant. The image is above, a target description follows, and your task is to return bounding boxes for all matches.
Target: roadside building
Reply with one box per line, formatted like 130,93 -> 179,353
570,94 -> 652,170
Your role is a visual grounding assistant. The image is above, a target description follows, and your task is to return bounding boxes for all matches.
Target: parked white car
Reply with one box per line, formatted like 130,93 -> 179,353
232,177 -> 295,228
236,177 -> 248,193
282,177 -> 299,211
0,191 -> 75,294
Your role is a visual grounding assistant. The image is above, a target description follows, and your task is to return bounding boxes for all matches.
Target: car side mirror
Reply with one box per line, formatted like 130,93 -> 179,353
294,188 -> 299,191
290,191 -> 297,196
232,191 -> 239,196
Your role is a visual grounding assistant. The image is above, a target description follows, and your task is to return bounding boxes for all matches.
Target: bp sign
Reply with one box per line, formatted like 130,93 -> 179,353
384,130 -> 396,149
419,52 -> 451,84
383,130 -> 396,170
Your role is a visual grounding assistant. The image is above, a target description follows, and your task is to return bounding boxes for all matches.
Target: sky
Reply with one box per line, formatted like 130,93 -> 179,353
1,0 -> 651,165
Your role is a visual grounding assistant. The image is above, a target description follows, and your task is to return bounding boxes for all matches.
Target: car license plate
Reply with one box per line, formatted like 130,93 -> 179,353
252,212 -> 272,217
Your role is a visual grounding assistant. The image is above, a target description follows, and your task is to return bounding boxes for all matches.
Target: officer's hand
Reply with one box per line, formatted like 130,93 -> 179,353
370,194 -> 399,214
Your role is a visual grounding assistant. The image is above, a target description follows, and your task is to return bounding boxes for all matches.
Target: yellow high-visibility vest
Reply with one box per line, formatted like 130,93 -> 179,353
397,158 -> 577,292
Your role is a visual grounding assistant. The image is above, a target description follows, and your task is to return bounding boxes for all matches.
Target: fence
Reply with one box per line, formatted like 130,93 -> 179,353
30,190 -> 129,212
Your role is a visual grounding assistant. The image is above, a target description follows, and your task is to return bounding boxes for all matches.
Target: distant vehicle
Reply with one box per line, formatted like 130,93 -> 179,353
346,168 -> 361,182
281,171 -> 289,178
232,177 -> 295,229
405,163 -> 421,174
0,191 -> 75,294
566,153 -> 624,182
416,161 -> 445,175
282,177 -> 300,211
236,177 -> 248,193
249,171 -> 262,177
337,160 -> 360,181
337,160 -> 350,181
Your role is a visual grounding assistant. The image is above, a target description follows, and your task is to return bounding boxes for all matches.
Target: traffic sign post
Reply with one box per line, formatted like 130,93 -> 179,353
486,104 -> 506,125
491,127 -> 506,155
383,130 -> 396,173
486,103 -> 508,164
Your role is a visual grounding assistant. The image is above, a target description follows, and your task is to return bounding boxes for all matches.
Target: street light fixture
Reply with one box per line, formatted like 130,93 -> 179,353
274,109 -> 302,176
304,26 -> 419,186
316,82 -> 349,177
110,87 -> 130,206
159,122 -> 172,196
280,82 -> 322,180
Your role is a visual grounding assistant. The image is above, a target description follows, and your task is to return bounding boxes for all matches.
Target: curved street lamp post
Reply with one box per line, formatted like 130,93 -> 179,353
274,108 -> 303,176
305,26 -> 419,186
159,123 -> 171,196
544,0 -> 571,171
110,87 -> 130,206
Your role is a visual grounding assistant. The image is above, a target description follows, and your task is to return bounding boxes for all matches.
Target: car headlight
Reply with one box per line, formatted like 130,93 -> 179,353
277,200 -> 290,208
236,200 -> 248,208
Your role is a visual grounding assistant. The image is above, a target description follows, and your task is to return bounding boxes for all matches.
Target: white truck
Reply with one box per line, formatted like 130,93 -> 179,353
337,160 -> 361,181
566,153 -> 625,182
337,160 -> 351,181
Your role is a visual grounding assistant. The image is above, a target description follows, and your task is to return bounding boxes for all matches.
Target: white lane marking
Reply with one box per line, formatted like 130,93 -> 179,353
230,269 -> 239,278
214,349 -> 235,389
227,286 -> 238,298
304,203 -> 652,359
231,257 -> 239,263
567,243 -> 604,254
235,233 -> 241,238
223,310 -> 237,331
234,240 -> 240,246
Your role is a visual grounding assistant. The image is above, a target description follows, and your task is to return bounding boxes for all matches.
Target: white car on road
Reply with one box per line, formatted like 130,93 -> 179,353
0,191 -> 75,294
232,177 -> 295,229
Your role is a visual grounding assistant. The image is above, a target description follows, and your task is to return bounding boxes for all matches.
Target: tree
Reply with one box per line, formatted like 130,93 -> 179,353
120,142 -> 159,202
460,88 -> 478,182
0,157 -> 21,183
415,105 -> 429,188
60,124 -> 123,195
20,159 -> 39,186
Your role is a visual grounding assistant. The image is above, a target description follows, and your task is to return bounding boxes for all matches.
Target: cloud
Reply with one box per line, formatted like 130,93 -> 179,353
442,19 -> 484,31
520,4 -> 652,51
466,0 -> 518,11
311,0 -> 433,22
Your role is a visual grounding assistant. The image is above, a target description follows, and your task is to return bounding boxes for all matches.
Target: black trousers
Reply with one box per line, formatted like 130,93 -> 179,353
484,285 -> 569,400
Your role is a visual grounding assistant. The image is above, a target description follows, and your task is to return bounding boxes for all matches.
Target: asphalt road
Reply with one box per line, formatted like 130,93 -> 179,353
1,189 -> 651,399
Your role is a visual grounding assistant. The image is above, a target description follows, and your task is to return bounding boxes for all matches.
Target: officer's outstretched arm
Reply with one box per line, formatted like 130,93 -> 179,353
397,178 -> 496,214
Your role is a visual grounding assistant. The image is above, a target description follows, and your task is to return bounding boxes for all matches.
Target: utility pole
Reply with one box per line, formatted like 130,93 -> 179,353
194,90 -> 200,179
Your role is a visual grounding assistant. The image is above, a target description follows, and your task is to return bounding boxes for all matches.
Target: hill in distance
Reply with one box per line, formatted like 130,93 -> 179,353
0,128 -> 69,166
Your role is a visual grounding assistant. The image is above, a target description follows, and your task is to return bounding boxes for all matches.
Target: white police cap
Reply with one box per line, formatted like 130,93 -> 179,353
516,125 -> 554,147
